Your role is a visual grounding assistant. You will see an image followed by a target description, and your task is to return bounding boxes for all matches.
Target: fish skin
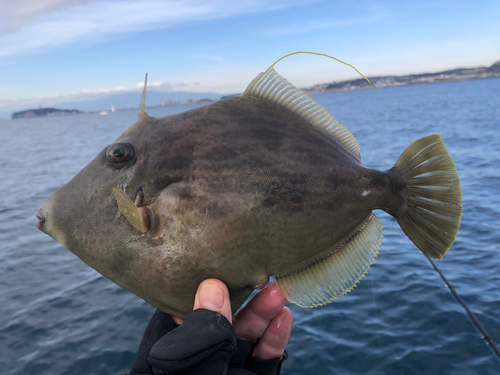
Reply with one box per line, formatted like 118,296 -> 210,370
37,95 -> 407,318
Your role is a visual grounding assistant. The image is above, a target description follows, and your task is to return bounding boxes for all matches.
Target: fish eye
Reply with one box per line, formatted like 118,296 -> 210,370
106,143 -> 136,168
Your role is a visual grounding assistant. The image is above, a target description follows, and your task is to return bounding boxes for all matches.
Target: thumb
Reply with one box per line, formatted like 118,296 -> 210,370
193,279 -> 233,324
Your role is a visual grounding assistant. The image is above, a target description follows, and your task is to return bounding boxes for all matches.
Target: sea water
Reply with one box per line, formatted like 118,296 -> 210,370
1,78 -> 499,374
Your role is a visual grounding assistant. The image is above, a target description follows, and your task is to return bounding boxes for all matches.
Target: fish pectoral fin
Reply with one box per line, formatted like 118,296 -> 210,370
274,213 -> 383,308
112,187 -> 151,233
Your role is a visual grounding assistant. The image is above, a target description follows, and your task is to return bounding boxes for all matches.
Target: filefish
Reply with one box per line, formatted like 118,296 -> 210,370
35,55 -> 462,318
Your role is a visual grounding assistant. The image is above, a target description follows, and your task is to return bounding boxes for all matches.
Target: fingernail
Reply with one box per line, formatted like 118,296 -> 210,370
199,283 -> 224,310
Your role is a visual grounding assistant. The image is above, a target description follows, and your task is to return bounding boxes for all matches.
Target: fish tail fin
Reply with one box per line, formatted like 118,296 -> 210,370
395,134 -> 462,260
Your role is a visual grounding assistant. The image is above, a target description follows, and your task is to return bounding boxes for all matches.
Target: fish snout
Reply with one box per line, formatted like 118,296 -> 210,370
35,207 -> 47,234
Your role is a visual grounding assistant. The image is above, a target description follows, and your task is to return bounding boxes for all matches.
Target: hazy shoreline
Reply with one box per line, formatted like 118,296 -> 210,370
8,60 -> 499,120
303,61 -> 500,94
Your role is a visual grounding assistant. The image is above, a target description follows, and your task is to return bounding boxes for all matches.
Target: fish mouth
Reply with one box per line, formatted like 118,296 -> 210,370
35,208 -> 47,234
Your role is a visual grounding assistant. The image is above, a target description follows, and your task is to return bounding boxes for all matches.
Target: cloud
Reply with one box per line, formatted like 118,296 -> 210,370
0,76 -> 196,110
0,68 -> 245,112
136,80 -> 174,91
0,0 -> 92,32
0,83 -> 139,110
0,60 -> 261,113
0,0 -> 318,58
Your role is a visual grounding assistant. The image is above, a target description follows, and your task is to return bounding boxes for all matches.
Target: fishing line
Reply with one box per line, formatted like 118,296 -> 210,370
369,276 -> 382,351
267,51 -> 371,83
424,254 -> 500,363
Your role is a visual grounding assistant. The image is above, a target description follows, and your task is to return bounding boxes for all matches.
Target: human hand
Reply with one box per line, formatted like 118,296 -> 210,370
126,279 -> 293,375
187,279 -> 293,360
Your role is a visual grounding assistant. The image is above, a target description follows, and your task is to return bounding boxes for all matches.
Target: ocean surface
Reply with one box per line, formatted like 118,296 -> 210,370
1,78 -> 499,375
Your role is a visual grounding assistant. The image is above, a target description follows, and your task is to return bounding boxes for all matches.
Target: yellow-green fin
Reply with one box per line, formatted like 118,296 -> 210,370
112,187 -> 148,233
274,213 -> 383,307
244,68 -> 362,162
395,134 -> 462,260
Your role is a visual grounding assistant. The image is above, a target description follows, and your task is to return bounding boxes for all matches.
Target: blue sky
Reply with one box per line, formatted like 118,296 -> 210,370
0,0 -> 499,113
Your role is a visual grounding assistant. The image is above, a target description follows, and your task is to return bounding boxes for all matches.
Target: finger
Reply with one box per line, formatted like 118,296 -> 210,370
171,316 -> 184,325
193,279 -> 232,323
233,282 -> 287,341
255,307 -> 293,360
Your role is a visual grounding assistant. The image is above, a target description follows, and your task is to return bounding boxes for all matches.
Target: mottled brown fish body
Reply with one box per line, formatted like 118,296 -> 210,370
142,96 -> 406,276
38,96 -> 401,316
36,68 -> 461,318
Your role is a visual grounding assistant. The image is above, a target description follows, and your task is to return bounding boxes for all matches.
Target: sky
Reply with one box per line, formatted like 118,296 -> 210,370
0,0 -> 499,114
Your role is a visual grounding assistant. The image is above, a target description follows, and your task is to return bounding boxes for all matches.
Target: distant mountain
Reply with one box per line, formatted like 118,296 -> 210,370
11,108 -> 80,119
55,90 -> 222,112
489,61 -> 500,73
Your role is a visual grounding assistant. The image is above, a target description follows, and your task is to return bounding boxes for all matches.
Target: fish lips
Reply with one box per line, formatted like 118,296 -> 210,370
35,208 -> 48,234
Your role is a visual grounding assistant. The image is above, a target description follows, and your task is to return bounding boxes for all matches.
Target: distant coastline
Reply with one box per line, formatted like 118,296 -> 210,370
9,98 -> 217,120
303,60 -> 500,94
8,60 -> 499,119
11,108 -> 80,120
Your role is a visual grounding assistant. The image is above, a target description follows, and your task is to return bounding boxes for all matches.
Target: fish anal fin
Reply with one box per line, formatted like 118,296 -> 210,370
274,213 -> 383,308
244,68 -> 361,162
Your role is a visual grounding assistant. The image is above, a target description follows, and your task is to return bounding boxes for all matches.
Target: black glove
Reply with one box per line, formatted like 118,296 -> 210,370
125,308 -> 287,375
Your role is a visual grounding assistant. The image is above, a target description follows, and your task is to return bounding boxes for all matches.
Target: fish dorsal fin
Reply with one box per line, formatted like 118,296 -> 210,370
138,73 -> 153,121
274,213 -> 383,307
244,67 -> 361,162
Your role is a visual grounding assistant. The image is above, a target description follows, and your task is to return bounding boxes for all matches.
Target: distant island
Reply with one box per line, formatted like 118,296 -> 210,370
11,107 -> 80,119
303,60 -> 500,94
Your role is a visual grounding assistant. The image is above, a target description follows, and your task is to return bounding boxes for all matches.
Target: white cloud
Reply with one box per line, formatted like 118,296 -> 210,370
0,61 -> 260,112
0,0 -> 92,32
0,63 -> 253,111
0,0 -> 318,58
0,83 -> 137,110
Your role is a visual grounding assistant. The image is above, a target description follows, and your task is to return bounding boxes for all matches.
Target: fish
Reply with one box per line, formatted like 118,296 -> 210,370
35,54 -> 462,318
